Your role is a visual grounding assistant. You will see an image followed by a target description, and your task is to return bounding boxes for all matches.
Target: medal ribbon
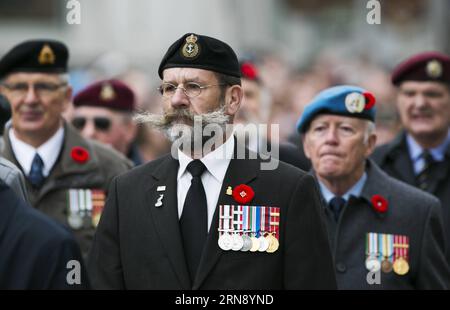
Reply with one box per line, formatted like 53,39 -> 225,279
254,207 -> 261,237
270,207 -> 280,240
260,206 -> 265,235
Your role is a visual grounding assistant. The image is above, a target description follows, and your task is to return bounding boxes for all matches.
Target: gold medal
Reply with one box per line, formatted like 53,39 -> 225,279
266,234 -> 279,253
393,257 -> 409,275
250,236 -> 260,252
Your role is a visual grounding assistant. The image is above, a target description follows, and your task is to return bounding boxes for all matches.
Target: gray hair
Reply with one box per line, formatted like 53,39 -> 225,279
363,121 -> 376,145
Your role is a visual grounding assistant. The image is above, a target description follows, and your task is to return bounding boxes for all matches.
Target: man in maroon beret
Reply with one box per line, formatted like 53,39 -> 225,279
372,51 -> 450,265
72,79 -> 143,165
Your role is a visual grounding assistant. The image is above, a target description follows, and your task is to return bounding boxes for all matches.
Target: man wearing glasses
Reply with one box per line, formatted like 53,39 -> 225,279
72,79 -> 143,166
88,33 -> 336,289
0,39 -> 132,257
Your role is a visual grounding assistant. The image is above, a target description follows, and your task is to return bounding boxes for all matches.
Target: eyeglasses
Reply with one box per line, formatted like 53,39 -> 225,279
71,116 -> 112,131
1,82 -> 67,99
157,82 -> 225,98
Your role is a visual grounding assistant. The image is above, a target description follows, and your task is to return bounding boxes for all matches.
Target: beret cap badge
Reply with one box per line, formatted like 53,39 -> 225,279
100,83 -> 116,101
426,60 -> 443,78
181,34 -> 200,59
38,44 -> 55,65
345,92 -> 365,113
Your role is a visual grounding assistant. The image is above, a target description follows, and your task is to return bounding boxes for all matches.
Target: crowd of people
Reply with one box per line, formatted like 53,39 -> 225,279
0,33 -> 449,290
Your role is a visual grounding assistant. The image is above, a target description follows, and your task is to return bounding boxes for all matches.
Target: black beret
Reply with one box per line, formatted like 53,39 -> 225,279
392,51 -> 450,86
0,39 -> 69,79
158,33 -> 241,79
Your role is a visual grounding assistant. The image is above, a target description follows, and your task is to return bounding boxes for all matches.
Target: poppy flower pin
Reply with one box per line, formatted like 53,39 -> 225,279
363,92 -> 376,110
71,146 -> 90,164
232,184 -> 255,204
371,194 -> 388,214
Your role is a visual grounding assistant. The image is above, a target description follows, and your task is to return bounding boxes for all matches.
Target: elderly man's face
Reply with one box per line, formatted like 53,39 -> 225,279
72,106 -> 135,155
397,81 -> 450,141
303,115 -> 376,181
0,72 -> 71,139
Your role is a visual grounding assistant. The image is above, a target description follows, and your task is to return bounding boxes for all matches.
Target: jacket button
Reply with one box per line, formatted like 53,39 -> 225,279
336,262 -> 347,273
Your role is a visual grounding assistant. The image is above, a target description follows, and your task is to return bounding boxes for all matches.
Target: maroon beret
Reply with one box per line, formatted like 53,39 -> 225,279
392,51 -> 450,86
73,79 -> 135,112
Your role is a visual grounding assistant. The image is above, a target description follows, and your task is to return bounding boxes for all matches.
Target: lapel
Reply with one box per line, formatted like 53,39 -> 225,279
193,151 -> 260,289
385,132 -> 416,184
427,142 -> 450,194
359,159 -> 392,216
146,155 -> 191,289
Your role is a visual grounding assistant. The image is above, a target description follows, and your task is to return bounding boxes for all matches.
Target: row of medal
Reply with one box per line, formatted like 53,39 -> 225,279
217,205 -> 280,253
365,232 -> 410,276
67,189 -> 105,230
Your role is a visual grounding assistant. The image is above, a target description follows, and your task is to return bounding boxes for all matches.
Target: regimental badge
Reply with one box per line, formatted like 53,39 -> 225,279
38,44 -> 55,65
100,83 -> 116,101
345,92 -> 365,113
218,205 -> 280,254
426,60 -> 443,78
365,233 -> 408,275
181,34 -> 200,58
67,189 -> 106,229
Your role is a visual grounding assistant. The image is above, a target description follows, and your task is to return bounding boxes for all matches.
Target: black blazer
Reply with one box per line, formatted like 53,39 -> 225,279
88,152 -> 337,289
0,180 -> 89,289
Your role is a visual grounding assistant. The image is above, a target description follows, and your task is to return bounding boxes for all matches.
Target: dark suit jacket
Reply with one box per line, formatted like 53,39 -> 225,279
88,151 -> 337,289
372,132 -> 450,265
324,160 -> 450,289
0,180 -> 89,289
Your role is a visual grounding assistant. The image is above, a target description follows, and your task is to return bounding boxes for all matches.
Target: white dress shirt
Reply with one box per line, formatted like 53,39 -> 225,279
177,136 -> 234,232
9,126 -> 64,177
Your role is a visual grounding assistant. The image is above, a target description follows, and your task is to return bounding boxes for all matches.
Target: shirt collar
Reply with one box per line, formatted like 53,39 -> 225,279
9,126 -> 64,176
407,129 -> 450,162
177,135 -> 235,182
318,172 -> 368,205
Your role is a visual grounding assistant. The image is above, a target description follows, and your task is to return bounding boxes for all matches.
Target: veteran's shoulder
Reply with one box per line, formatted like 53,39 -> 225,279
89,138 -> 134,172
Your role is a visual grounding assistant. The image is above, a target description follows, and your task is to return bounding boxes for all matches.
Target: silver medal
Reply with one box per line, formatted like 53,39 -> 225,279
231,234 -> 244,251
258,235 -> 269,252
218,232 -> 233,251
240,234 -> 253,252
365,256 -> 381,272
68,213 -> 83,230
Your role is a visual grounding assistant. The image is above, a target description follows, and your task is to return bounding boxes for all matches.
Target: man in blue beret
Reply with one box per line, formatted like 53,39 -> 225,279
0,39 -> 132,258
298,85 -> 450,289
88,33 -> 337,289
372,52 -> 450,265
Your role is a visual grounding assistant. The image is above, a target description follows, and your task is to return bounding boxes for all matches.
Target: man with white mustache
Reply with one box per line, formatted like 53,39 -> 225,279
298,85 -> 449,289
88,33 -> 337,290
372,52 -> 450,265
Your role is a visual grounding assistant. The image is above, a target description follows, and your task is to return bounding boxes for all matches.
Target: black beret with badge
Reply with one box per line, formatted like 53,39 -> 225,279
158,33 -> 241,79
0,39 -> 69,79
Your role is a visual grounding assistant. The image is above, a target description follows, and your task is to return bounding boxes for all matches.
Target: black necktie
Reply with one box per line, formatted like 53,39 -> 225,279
329,196 -> 346,222
180,159 -> 208,280
28,153 -> 45,188
416,150 -> 435,192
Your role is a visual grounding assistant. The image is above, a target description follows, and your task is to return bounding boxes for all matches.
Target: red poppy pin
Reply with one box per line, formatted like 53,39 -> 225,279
71,146 -> 90,164
232,184 -> 255,204
371,194 -> 388,213
240,62 -> 258,80
363,92 -> 376,110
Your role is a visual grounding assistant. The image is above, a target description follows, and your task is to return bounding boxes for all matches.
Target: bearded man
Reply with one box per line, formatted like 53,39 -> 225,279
87,33 -> 337,290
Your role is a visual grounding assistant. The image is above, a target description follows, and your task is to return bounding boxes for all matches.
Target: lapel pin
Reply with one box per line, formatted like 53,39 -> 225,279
157,186 -> 166,192
226,186 -> 233,196
155,194 -> 164,207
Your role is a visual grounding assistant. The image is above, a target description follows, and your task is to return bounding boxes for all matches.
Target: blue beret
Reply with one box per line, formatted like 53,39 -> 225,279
296,85 -> 376,133
0,39 -> 68,79
158,33 -> 240,79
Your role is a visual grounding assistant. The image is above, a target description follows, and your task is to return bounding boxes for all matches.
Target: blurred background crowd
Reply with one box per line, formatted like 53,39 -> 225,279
1,0 -> 449,162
